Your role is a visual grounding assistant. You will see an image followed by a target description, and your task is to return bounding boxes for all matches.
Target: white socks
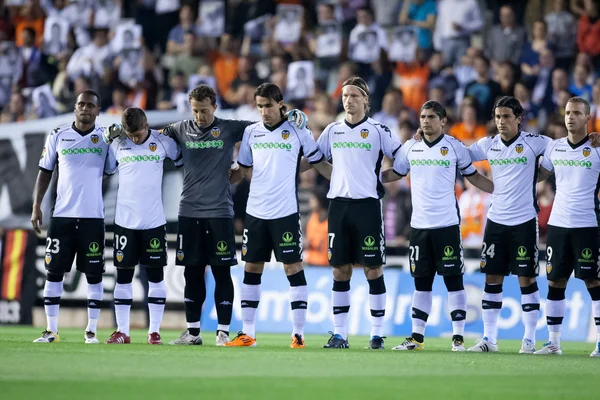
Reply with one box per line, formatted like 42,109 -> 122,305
43,280 -> 63,333
148,281 -> 166,334
114,283 -> 133,335
86,282 -> 103,333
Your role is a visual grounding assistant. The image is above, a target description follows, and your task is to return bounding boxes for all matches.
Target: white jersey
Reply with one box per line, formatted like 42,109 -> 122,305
317,117 -> 401,200
238,120 -> 324,220
105,129 -> 182,230
540,136 -> 600,228
39,123 -> 108,219
394,134 -> 477,229
469,131 -> 550,226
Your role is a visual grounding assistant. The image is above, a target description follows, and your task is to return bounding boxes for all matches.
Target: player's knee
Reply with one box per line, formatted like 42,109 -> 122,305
518,276 -> 536,287
443,275 -> 464,292
484,283 -> 503,294
116,268 -> 135,284
85,273 -> 103,285
363,266 -> 383,280
367,275 -> 386,294
283,262 -> 302,276
414,276 -> 434,292
547,285 -> 566,300
211,265 -> 231,283
520,281 -> 538,294
485,274 -> 504,285
245,262 -> 264,274
145,267 -> 164,283
243,271 -> 262,285
548,278 -> 567,289
184,265 -> 205,281
333,264 -> 352,281
286,269 -> 307,286
47,272 -> 64,282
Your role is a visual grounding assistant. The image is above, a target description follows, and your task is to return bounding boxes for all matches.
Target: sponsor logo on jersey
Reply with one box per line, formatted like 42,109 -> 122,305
185,140 -> 224,149
254,134 -> 265,138
280,232 -> 296,247
116,250 -> 124,262
119,155 -> 161,163
149,142 -> 157,152
281,130 -> 290,140
440,146 -> 449,156
490,148 -> 501,152
176,250 -> 184,261
211,127 -> 221,138
216,241 -> 230,256
442,246 -> 457,261
61,147 -> 103,155
333,142 -> 372,150
583,147 -> 591,157
40,147 -> 46,159
515,144 -> 524,154
489,157 -> 527,165
362,236 -> 378,251
410,159 -> 451,167
333,131 -> 345,135
87,242 -> 101,257
579,248 -> 593,263
516,246 -> 530,261
90,134 -> 99,144
253,142 -> 292,150
147,238 -> 163,253
45,253 -> 52,264
61,138 -> 75,142
552,159 -> 592,168
360,129 -> 369,139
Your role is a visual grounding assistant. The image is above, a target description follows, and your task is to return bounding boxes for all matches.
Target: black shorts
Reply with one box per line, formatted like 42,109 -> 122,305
545,226 -> 600,281
44,217 -> 105,275
176,216 -> 237,266
242,213 -> 302,264
327,198 -> 384,267
479,218 -> 539,277
409,225 -> 464,277
113,225 -> 167,268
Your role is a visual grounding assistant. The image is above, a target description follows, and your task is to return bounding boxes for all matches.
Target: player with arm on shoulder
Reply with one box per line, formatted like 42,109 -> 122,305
31,90 -> 108,344
225,83 -> 330,348
316,77 -> 402,350
162,85 -> 309,346
383,101 -> 493,352
103,108 -> 182,345
533,97 -> 600,356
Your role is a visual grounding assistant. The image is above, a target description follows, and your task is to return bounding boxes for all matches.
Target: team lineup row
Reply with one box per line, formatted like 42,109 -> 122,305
29,78 -> 600,356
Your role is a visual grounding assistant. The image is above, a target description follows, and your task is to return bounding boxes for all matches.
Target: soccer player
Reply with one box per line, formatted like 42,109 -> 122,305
162,85 -> 308,346
103,108 -> 182,345
533,97 -> 600,356
316,77 -> 401,350
383,100 -> 494,352
464,97 -> 551,354
31,90 -> 108,343
225,83 -> 331,348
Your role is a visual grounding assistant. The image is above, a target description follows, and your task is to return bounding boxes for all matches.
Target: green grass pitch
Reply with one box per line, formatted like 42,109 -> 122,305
1,326 -> 598,400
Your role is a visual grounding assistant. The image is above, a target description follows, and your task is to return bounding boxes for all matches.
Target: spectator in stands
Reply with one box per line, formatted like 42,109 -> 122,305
166,4 -> 197,57
495,61 -> 517,97
304,186 -> 329,267
541,68 -> 569,114
310,92 -> 336,134
233,84 -> 260,121
454,47 -> 481,105
398,0 -> 437,53
530,48 -> 555,105
546,88 -> 572,137
520,20 -> 553,78
449,101 -> 487,145
223,56 -> 261,107
157,70 -> 186,110
66,28 -> 112,81
514,81 -> 541,134
433,0 -> 483,67
371,0 -> 403,28
212,33 -> 240,99
0,90 -> 34,123
536,180 -> 554,241
545,0 -> 578,70
394,48 -> 430,112
577,0 -> 600,71
372,89 -> 403,139
428,51 -> 459,107
485,5 -> 527,66
590,79 -> 600,132
464,55 -> 502,121
14,1 -> 45,48
383,178 -> 412,247
569,63 -> 593,100
106,83 -> 129,115
18,27 -> 42,88
348,6 -> 388,80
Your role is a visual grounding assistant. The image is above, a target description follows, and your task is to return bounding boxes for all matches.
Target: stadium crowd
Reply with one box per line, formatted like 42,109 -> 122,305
1,0 -> 600,264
